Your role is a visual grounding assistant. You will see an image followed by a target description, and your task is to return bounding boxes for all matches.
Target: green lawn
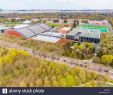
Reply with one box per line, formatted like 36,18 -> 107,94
47,23 -> 63,27
5,22 -> 23,27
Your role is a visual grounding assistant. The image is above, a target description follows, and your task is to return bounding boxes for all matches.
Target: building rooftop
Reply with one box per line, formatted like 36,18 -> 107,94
60,27 -> 71,31
40,32 -> 62,38
67,27 -> 101,39
14,24 -> 52,38
67,27 -> 80,35
14,24 -> 29,29
79,31 -> 100,39
32,35 -> 60,43
23,20 -> 31,24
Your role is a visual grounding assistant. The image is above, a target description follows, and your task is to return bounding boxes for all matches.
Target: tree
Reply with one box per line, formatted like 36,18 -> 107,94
0,47 -> 112,87
93,57 -> 100,63
64,20 -> 67,23
58,78 -> 67,87
73,20 -> 77,28
74,76 -> 80,86
101,55 -> 113,65
44,77 -> 51,87
83,81 -> 97,87
65,75 -> 75,87
73,42 -> 94,59
35,79 -> 43,87
51,76 -> 58,87
78,69 -> 86,83
62,43 -> 72,57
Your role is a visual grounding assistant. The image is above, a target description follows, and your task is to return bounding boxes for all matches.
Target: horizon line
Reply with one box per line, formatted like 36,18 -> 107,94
1,9 -> 113,11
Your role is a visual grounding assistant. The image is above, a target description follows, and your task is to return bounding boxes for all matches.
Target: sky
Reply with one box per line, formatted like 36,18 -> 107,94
0,0 -> 113,10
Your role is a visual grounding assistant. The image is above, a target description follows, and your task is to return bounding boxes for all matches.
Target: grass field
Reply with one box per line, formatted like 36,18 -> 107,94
80,24 -> 108,32
4,21 -> 23,27
47,23 -> 63,27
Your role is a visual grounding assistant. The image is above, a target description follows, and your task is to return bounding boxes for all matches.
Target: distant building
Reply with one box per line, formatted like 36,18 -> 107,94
59,27 -> 71,35
23,20 -> 32,24
9,17 -> 25,22
0,27 -> 10,33
13,24 -> 29,29
88,20 -> 109,26
0,16 -> 6,18
79,31 -> 100,43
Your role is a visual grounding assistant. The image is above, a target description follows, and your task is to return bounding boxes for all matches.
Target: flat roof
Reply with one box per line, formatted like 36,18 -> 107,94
32,35 -> 60,43
61,27 -> 71,31
0,27 -> 10,30
40,32 -> 62,37
67,27 -> 101,39
14,24 -> 29,29
79,31 -> 100,39
67,28 -> 79,35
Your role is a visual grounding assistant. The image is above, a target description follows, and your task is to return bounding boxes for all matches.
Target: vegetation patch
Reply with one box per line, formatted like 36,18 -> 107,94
0,47 -> 112,87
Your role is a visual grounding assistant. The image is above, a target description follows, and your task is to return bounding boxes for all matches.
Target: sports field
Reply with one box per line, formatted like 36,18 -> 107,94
80,24 -> 108,32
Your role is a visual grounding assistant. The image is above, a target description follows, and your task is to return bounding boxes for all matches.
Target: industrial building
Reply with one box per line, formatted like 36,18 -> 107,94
31,31 -> 63,43
6,23 -> 62,43
0,27 -> 11,33
66,27 -> 101,43
66,22 -> 109,43
79,31 -> 100,43
13,24 -> 29,29
32,35 -> 61,43
6,24 -> 52,38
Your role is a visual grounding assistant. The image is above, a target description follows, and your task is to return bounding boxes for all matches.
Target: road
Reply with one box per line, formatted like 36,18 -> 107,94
0,40 -> 113,79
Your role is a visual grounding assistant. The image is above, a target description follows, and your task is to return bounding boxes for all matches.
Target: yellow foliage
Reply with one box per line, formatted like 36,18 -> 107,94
0,48 -> 29,64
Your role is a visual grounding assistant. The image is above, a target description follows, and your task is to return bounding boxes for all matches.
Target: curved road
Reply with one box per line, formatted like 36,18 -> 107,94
0,40 -> 113,79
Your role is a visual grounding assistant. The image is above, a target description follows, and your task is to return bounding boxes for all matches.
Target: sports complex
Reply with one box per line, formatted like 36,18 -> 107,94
66,23 -> 109,43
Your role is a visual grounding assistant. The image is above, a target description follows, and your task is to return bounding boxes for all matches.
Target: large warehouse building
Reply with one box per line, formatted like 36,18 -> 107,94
66,28 -> 101,43
6,24 -> 62,43
6,24 -> 52,38
66,22 -> 109,43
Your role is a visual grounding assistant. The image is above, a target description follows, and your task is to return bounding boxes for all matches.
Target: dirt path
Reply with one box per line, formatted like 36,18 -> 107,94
0,40 -> 113,79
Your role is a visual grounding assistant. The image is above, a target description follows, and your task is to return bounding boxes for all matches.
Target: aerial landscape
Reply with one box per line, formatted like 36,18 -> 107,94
0,0 -> 113,88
